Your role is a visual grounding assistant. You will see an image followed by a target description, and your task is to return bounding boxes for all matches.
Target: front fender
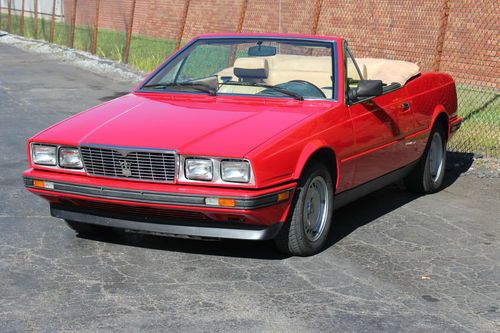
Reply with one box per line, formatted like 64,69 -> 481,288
293,140 -> 340,190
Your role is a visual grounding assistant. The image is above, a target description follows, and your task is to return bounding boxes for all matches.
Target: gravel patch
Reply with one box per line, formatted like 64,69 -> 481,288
0,31 -> 146,83
447,152 -> 499,179
466,158 -> 500,178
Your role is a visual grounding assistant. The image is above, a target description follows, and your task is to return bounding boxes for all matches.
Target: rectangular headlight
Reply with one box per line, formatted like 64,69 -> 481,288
31,144 -> 57,166
185,158 -> 213,181
59,147 -> 83,169
221,160 -> 250,183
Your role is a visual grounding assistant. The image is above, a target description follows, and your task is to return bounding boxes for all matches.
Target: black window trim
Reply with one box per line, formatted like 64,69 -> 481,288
138,36 -> 338,101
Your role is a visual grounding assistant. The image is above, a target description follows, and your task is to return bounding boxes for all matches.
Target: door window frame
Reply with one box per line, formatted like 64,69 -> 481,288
343,40 -> 403,106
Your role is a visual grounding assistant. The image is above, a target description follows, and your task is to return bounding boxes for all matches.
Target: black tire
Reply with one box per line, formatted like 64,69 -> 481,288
274,161 -> 334,256
405,122 -> 447,194
65,220 -> 114,236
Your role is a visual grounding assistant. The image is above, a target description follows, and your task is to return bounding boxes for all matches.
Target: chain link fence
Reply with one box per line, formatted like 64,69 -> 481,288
1,0 -> 498,157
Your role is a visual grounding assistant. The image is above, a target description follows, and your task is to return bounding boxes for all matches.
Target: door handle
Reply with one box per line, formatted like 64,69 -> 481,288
402,102 -> 410,110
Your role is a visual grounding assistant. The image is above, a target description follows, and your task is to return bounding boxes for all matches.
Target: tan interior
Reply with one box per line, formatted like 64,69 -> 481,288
356,58 -> 420,86
347,58 -> 367,83
233,57 -> 270,79
217,55 -> 420,96
265,55 -> 333,88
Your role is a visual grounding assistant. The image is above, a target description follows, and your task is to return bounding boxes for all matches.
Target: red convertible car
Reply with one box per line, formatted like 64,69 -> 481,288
23,33 -> 461,256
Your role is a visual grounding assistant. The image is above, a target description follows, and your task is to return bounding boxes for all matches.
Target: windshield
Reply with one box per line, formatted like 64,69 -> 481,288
141,38 -> 334,100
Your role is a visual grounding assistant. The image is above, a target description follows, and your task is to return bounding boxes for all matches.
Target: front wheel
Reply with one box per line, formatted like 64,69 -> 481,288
274,161 -> 334,256
405,123 -> 447,194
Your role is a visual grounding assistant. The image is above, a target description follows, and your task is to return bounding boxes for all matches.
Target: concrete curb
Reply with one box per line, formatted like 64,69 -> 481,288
0,31 -> 146,83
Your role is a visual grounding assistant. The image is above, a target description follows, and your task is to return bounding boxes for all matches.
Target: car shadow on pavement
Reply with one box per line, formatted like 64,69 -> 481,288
442,151 -> 474,189
80,232 -> 290,260
324,151 -> 474,250
78,152 -> 474,259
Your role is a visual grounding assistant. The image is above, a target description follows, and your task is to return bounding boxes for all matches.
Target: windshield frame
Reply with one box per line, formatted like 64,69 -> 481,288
136,36 -> 338,101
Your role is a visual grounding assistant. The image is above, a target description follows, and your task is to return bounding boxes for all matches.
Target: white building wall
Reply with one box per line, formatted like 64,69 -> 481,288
1,0 -> 64,18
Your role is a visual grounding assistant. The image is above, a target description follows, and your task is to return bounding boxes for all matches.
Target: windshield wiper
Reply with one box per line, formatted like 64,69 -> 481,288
142,82 -> 217,96
222,82 -> 303,101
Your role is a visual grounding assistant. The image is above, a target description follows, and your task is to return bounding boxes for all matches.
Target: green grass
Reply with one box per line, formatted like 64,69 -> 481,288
1,13 -> 175,72
449,86 -> 500,157
92,27 -> 176,72
178,44 -> 234,79
2,13 -> 499,156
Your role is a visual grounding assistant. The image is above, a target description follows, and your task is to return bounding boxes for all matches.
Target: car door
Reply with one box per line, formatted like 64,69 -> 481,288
344,46 -> 415,187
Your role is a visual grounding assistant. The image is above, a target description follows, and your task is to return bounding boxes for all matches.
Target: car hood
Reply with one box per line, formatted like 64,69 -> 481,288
33,93 -> 335,157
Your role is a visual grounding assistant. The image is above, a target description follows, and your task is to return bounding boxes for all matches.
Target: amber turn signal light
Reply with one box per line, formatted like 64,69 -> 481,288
277,191 -> 291,202
33,179 -> 54,189
33,180 -> 45,188
218,198 -> 236,207
205,197 -> 236,207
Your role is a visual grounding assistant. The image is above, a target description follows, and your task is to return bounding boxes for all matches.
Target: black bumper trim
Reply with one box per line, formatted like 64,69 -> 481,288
24,177 -> 293,210
51,207 -> 283,241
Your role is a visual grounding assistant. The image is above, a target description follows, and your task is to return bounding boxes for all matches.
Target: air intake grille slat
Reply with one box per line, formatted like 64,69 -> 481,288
80,146 -> 176,183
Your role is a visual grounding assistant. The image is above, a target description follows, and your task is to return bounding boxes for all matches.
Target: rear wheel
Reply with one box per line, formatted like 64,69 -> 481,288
274,161 -> 334,256
405,123 -> 447,194
65,220 -> 114,236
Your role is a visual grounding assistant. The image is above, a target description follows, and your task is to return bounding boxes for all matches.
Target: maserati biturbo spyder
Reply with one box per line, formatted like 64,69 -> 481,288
23,33 -> 461,256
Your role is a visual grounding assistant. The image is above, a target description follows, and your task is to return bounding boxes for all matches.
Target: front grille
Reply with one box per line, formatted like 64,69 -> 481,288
80,146 -> 176,182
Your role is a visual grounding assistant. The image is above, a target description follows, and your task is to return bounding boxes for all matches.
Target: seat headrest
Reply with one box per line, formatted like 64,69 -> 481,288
356,58 -> 420,85
234,57 -> 269,79
347,59 -> 367,81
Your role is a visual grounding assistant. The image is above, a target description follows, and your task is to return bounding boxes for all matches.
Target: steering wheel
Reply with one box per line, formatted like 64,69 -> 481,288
276,80 -> 326,99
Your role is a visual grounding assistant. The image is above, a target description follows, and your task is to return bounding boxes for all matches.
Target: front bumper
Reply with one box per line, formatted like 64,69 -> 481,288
23,177 -> 289,210
23,169 -> 295,240
50,204 -> 283,240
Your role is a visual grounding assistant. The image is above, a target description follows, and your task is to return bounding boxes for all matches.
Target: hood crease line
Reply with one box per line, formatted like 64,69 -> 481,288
79,101 -> 146,144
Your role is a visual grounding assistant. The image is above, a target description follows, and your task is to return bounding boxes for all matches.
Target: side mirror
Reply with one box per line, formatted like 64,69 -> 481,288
348,80 -> 383,100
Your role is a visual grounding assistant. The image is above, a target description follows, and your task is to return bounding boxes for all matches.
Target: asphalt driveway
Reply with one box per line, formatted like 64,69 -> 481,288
0,43 -> 499,332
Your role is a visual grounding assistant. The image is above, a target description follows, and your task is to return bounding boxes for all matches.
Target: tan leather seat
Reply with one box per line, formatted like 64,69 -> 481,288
218,57 -> 269,94
357,58 -> 420,85
265,55 -> 333,89
233,57 -> 269,81
347,58 -> 367,81
228,55 -> 368,91
216,55 -> 420,96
